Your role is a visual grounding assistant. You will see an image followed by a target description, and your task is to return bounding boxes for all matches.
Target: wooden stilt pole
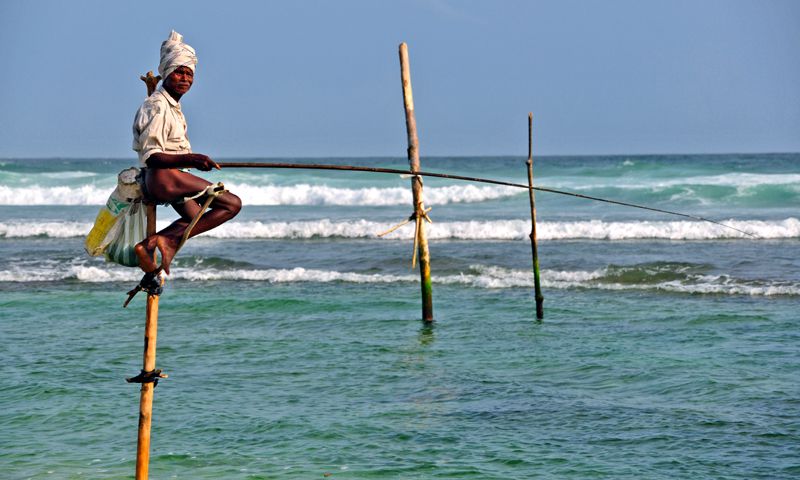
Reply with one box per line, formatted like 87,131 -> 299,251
526,113 -> 544,320
132,73 -> 163,480
399,42 -> 433,322
134,203 -> 160,480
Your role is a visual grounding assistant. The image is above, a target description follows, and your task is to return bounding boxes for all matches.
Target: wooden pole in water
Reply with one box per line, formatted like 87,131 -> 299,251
134,204 -> 160,480
526,113 -> 544,320
134,73 -> 161,480
399,42 -> 433,322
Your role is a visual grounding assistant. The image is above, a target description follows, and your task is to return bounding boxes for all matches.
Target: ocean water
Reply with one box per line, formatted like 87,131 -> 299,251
1,154 -> 798,479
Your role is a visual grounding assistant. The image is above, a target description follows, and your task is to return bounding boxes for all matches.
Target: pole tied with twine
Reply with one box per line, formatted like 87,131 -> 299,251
378,176 -> 433,269
399,42 -> 434,321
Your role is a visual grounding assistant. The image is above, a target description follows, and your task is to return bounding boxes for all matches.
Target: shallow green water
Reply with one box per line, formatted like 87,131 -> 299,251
2,282 -> 798,479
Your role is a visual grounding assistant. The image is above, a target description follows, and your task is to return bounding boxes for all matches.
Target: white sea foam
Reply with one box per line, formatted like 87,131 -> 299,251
231,182 -> 520,206
0,185 -> 111,205
566,173 -> 800,191
1,262 -> 796,296
439,265 -> 800,296
0,183 -> 519,206
40,171 -> 100,179
0,264 -> 137,283
532,218 -> 800,240
177,267 -> 418,283
670,172 -> 800,188
3,218 -> 798,240
0,221 -> 94,238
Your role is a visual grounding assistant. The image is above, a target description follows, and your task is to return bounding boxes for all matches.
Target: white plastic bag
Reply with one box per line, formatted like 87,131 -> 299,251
103,201 -> 147,267
85,168 -> 146,267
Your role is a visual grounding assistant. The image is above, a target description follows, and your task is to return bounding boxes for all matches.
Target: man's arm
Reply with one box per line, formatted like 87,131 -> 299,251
145,152 -> 220,171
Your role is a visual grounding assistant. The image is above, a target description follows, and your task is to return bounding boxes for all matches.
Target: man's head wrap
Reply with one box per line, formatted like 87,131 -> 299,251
158,30 -> 197,80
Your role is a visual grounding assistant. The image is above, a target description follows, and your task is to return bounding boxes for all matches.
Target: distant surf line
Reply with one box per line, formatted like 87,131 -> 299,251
215,161 -> 758,237
2,218 -> 796,240
0,183 -> 519,206
2,263 -> 797,296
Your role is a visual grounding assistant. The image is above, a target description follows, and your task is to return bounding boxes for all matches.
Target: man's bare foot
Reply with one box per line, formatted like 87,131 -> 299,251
135,235 -> 179,275
154,235 -> 179,275
135,237 -> 159,273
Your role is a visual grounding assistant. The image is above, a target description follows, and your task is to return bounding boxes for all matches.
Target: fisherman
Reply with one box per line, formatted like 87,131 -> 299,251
132,31 -> 241,275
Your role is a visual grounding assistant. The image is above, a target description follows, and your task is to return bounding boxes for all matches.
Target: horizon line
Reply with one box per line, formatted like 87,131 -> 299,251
1,151 -> 798,161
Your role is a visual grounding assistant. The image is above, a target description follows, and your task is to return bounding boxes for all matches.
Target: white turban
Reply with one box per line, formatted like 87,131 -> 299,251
158,30 -> 197,79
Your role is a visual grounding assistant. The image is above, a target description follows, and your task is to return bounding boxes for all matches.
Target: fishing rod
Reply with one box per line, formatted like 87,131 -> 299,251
216,161 -> 756,238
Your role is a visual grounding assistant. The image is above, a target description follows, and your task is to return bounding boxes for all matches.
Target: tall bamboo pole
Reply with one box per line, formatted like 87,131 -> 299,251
399,42 -> 433,322
526,113 -> 544,320
135,74 -> 161,480
134,208 -> 160,480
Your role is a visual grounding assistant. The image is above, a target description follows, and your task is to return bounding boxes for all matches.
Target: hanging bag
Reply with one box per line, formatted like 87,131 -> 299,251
85,167 -> 147,267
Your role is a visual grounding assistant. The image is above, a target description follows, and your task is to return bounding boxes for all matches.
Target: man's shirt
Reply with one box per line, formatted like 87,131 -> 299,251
132,86 -> 192,167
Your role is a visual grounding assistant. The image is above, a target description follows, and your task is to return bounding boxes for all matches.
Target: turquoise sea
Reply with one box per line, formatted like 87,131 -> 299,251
1,154 -> 799,479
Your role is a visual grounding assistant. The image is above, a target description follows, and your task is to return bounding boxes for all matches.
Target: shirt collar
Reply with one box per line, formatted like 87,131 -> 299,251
156,85 -> 181,108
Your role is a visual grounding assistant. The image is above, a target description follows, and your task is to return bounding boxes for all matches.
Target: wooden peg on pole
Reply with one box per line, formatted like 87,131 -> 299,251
140,71 -> 161,97
526,113 -> 544,320
399,42 -> 433,322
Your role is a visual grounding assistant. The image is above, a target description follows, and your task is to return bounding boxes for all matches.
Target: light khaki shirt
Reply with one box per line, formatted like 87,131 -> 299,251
132,86 -> 192,166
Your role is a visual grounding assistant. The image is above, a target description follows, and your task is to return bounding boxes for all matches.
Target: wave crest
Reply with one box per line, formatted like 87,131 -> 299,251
3,218 -> 798,240
1,262 -> 797,296
0,183 -> 519,206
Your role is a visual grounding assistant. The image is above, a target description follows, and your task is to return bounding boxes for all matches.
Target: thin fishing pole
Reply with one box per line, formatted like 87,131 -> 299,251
216,161 -> 757,238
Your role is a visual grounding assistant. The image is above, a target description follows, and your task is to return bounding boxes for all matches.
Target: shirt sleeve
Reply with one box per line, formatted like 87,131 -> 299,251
132,102 -> 167,166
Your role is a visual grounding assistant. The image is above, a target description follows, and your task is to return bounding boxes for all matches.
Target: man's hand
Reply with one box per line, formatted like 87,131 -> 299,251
190,154 -> 220,171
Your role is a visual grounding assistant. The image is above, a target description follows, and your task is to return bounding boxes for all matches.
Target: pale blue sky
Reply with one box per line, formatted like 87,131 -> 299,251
0,0 -> 797,158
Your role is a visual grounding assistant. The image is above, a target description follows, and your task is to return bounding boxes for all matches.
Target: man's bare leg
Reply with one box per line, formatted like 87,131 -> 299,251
135,169 -> 241,274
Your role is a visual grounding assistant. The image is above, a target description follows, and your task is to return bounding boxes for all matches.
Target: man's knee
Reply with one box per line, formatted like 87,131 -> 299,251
222,192 -> 242,217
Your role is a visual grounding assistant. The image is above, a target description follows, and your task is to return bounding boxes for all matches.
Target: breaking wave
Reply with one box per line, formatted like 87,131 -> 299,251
1,262 -> 797,296
0,183 -> 519,206
3,218 -> 798,240
566,172 -> 800,190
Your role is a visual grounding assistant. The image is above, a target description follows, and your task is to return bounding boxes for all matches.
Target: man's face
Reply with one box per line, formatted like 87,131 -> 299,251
163,66 -> 194,97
